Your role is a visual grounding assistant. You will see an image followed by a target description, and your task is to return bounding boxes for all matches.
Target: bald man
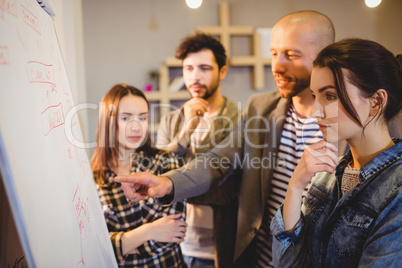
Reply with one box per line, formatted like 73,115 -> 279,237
116,10 -> 335,267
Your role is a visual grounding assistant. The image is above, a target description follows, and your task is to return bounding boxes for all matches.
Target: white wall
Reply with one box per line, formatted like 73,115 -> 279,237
80,0 -> 402,148
52,0 -> 89,142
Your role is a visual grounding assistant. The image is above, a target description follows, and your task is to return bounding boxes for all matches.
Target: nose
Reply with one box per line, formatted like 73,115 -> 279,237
130,120 -> 141,132
189,68 -> 202,82
271,53 -> 286,74
310,100 -> 324,120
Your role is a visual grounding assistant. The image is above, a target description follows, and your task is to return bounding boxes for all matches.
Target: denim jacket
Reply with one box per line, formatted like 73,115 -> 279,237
271,139 -> 402,268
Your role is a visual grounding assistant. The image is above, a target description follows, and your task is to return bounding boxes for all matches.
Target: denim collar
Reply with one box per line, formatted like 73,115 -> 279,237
336,138 -> 402,183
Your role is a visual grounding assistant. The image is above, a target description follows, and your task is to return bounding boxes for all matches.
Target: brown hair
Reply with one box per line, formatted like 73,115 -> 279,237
90,83 -> 159,184
175,31 -> 227,69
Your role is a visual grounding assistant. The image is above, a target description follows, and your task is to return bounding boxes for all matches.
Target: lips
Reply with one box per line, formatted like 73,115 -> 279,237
275,76 -> 292,87
276,79 -> 288,86
317,124 -> 329,132
127,136 -> 142,142
191,84 -> 204,91
192,88 -> 202,93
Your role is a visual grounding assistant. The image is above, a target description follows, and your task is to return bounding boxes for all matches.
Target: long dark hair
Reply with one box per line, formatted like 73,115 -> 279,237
313,38 -> 402,126
91,83 -> 159,184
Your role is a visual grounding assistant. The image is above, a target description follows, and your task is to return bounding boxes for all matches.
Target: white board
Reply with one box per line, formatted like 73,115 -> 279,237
0,0 -> 117,267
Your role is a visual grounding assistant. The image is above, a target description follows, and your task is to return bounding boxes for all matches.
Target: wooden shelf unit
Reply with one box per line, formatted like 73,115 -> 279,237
145,2 -> 272,136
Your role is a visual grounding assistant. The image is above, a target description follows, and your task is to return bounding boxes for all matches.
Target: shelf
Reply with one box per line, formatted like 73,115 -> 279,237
145,2 -> 273,134
145,90 -> 189,101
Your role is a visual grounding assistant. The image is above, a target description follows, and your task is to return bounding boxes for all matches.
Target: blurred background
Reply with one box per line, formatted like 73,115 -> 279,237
51,0 -> 402,153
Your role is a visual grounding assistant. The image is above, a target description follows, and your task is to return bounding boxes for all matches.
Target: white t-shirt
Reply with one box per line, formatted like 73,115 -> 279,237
181,112 -> 218,260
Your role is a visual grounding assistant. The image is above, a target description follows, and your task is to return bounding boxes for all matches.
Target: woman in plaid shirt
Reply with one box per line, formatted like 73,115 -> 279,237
91,84 -> 187,267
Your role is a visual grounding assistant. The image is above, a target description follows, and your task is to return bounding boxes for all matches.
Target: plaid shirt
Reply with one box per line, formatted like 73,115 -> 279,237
97,151 -> 186,267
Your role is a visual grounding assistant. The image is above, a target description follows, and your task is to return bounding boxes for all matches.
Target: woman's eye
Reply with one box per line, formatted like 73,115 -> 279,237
326,94 -> 337,101
139,116 -> 147,121
120,116 -> 130,122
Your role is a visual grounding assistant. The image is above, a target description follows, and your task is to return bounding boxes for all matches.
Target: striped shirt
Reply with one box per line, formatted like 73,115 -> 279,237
256,105 -> 322,267
96,151 -> 186,268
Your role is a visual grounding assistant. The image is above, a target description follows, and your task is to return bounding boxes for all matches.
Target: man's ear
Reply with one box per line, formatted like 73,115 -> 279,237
369,89 -> 388,117
219,65 -> 228,80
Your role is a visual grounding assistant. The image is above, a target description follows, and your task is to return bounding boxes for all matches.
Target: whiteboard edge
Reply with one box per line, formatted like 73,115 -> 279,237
0,132 -> 36,268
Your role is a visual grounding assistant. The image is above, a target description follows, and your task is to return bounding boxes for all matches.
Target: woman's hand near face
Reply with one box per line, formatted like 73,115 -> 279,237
289,140 -> 339,191
282,140 -> 338,231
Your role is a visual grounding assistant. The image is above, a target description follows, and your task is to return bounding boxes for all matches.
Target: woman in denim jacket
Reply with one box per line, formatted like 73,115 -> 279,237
271,38 -> 402,267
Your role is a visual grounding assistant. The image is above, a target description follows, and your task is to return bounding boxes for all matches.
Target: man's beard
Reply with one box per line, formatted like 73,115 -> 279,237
191,77 -> 220,100
279,75 -> 310,98
201,84 -> 218,100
